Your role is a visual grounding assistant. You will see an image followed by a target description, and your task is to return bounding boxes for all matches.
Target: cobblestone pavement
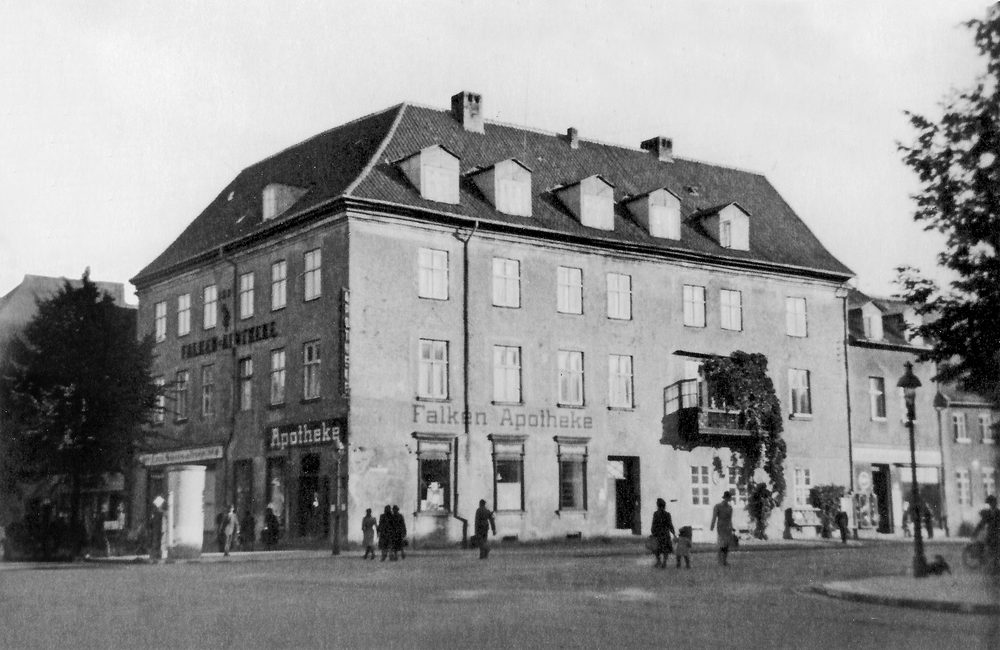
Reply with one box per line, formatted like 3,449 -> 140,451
0,540 -> 997,650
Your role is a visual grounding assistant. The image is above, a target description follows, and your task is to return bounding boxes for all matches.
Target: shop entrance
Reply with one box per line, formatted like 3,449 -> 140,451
609,456 -> 641,535
296,454 -> 329,538
873,464 -> 893,533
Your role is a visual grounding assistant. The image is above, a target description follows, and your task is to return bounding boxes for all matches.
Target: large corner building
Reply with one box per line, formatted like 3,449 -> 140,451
131,92 -> 855,546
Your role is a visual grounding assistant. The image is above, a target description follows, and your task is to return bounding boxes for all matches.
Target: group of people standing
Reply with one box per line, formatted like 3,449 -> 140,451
650,491 -> 736,569
215,505 -> 282,556
361,505 -> 408,561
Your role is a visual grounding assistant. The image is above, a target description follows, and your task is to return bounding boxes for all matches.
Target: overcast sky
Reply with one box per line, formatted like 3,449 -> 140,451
0,1 -> 989,303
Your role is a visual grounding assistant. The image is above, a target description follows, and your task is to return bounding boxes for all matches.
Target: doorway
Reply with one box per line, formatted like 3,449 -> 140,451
296,454 -> 329,538
873,464 -> 893,533
609,456 -> 641,535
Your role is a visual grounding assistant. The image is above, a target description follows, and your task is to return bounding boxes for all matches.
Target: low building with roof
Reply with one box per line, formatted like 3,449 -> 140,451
130,91 -> 855,547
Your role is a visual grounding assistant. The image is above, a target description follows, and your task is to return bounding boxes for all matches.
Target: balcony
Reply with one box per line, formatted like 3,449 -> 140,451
662,378 -> 753,447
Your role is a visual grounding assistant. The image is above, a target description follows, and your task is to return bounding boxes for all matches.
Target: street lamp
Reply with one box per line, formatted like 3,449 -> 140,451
897,361 -> 928,578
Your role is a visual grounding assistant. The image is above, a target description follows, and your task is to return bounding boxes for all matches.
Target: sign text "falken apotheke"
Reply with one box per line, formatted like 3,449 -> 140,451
180,321 -> 278,360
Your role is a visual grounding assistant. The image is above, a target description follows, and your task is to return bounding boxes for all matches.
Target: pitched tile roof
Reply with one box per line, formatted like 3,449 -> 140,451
133,100 -> 853,285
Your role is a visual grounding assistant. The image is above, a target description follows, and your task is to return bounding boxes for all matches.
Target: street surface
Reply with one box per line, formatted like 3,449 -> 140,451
0,540 -> 997,650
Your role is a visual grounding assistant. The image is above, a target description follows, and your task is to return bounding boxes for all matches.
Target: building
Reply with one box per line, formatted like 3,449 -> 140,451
130,91 -> 855,547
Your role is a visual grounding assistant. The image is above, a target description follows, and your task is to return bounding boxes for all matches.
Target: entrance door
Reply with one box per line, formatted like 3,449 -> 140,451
873,464 -> 893,533
610,456 -> 641,535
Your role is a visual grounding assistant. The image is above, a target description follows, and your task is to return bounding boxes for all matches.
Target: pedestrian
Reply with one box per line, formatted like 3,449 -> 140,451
474,499 -> 496,559
973,495 -> 1000,573
239,510 -> 256,551
219,506 -> 239,556
783,507 -> 801,540
901,503 -> 912,538
215,510 -> 226,552
361,508 -> 377,560
709,491 -> 735,566
377,505 -> 395,561
650,498 -> 675,569
392,505 -> 407,560
834,509 -> 849,544
262,506 -> 280,550
675,526 -> 693,569
922,502 -> 934,539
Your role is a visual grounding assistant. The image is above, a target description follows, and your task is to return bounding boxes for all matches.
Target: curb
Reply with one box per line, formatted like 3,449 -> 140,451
810,583 -> 1000,616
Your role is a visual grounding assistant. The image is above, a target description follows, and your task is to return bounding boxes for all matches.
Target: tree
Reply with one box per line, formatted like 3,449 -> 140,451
702,351 -> 787,538
807,484 -> 847,539
896,5 -> 1000,406
0,272 -> 158,554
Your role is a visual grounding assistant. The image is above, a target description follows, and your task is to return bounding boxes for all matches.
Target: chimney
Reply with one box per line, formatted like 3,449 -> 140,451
451,91 -> 484,134
641,136 -> 673,163
567,127 -> 579,149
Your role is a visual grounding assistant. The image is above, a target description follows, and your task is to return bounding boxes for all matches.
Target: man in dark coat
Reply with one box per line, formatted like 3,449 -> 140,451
392,505 -> 407,560
377,505 -> 395,561
474,499 -> 496,559
651,498 -> 675,569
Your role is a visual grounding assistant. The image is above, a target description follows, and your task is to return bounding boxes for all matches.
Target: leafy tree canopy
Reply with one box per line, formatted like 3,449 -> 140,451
0,272 -> 158,526
896,5 -> 1000,405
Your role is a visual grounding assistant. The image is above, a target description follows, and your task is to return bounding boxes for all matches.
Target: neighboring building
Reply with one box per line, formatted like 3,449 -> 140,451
130,91 -> 854,546
0,274 -> 132,530
936,386 -> 1000,535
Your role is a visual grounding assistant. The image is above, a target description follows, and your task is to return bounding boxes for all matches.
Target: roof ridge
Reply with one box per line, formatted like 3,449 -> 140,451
343,103 -> 409,197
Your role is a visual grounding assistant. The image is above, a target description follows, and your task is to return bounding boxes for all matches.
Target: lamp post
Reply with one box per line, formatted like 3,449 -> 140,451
897,361 -> 928,578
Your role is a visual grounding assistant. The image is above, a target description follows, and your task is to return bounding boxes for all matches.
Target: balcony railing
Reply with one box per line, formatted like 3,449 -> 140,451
663,378 -> 752,444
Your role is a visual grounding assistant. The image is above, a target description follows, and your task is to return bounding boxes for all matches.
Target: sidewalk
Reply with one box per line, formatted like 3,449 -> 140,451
813,573 -> 1000,615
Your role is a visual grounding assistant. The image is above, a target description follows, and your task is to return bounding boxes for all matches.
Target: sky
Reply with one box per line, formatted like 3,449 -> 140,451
0,0 -> 990,304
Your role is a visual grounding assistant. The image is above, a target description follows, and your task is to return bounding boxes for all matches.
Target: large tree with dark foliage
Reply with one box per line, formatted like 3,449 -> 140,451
896,5 -> 1000,405
0,272 -> 158,551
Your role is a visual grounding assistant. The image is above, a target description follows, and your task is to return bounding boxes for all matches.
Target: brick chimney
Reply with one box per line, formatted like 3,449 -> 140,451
451,91 -> 484,134
641,136 -> 673,163
567,127 -> 579,149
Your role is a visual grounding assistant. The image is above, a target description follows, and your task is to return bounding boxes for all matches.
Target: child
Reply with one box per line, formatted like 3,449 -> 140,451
675,526 -> 693,569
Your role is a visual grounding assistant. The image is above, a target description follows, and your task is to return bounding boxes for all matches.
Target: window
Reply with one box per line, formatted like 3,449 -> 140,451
557,266 -> 583,314
271,261 -> 286,311
203,285 -> 217,329
983,468 -> 996,499
720,289 -> 742,331
789,369 -> 812,416
786,297 -> 807,337
682,360 -> 702,406
153,376 -> 165,424
691,466 -> 710,506
176,294 -> 191,337
201,364 -> 214,417
794,468 -> 812,507
683,285 -> 706,327
953,413 -> 969,442
720,220 -> 732,249
154,301 -> 167,342
418,248 -> 449,300
558,350 -> 584,406
606,273 -> 631,320
608,354 -> 633,408
727,467 -> 745,507
418,340 -> 448,399
304,249 -> 321,301
175,370 -> 189,420
415,437 -> 452,512
491,436 -> 525,511
303,341 -> 321,400
956,469 -> 971,506
270,349 -> 286,405
980,413 -> 995,443
869,377 -> 886,420
492,346 -> 521,403
239,272 -> 254,319
556,438 -> 588,510
492,258 -> 520,308
238,357 -> 253,411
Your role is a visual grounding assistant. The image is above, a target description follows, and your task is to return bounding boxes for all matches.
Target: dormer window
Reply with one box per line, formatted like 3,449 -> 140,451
469,159 -> 532,217
625,188 -> 681,240
398,144 -> 460,205
861,303 -> 884,340
262,184 -> 307,221
700,203 -> 749,251
555,175 -> 615,231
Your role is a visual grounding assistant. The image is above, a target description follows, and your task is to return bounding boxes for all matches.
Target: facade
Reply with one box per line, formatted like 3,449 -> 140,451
937,387 -> 999,534
131,92 -> 855,546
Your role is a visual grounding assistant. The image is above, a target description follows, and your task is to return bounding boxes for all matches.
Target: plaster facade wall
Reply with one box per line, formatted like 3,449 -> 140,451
940,404 -> 1000,532
346,215 -> 850,543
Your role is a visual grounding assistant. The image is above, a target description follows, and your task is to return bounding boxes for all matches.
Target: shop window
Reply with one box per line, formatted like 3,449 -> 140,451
304,249 -> 321,301
691,466 -> 710,505
490,435 -> 526,512
266,457 -> 287,527
557,266 -> 583,314
556,437 -> 588,511
271,261 -> 287,311
415,436 -> 453,513
683,285 -> 706,328
203,285 -> 217,329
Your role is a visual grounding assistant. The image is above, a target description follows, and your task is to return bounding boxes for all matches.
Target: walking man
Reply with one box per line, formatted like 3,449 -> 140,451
474,499 -> 496,559
709,491 -> 734,566
220,505 -> 240,557
392,505 -> 407,560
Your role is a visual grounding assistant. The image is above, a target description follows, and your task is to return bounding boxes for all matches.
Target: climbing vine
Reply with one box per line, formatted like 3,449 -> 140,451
701,351 -> 787,536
